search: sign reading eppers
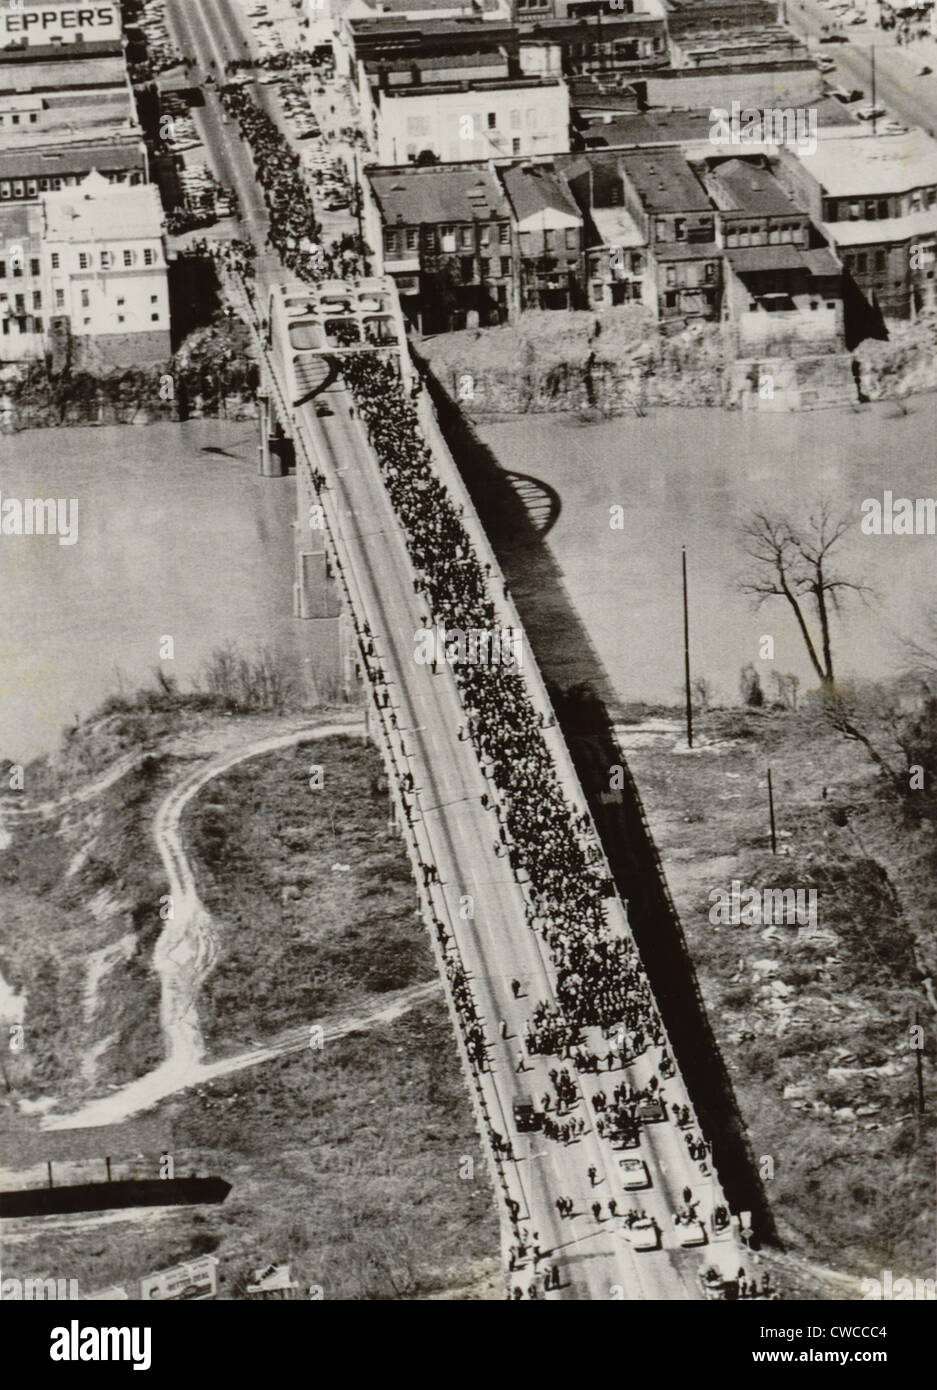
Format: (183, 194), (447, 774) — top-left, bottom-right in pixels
(1, 2), (119, 47)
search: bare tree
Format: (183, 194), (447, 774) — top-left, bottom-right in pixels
(739, 501), (871, 692)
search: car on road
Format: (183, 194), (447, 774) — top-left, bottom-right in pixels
(619, 1157), (651, 1190)
(857, 104), (886, 120)
(513, 1095), (542, 1132)
(919, 65), (932, 76)
(879, 119), (908, 134)
(677, 1218), (709, 1248)
(628, 1217), (661, 1251)
(820, 33), (850, 42)
(636, 1096), (666, 1124)
(817, 55), (836, 71)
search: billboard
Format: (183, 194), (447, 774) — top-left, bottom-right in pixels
(1, 3), (121, 48)
(140, 1256), (218, 1301)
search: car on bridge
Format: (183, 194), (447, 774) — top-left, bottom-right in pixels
(619, 1157), (651, 1190)
(513, 1095), (542, 1133)
(677, 1217), (709, 1248)
(627, 1217), (661, 1251)
(636, 1096), (666, 1124)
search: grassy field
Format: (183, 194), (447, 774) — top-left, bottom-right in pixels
(622, 704), (936, 1282)
(185, 736), (437, 1056)
(2, 1001), (500, 1299)
(0, 703), (501, 1299)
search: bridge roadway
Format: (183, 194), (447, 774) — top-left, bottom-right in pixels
(158, 0), (747, 1298)
(292, 379), (718, 1300)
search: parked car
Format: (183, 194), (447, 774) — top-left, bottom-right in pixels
(817, 55), (836, 71)
(820, 33), (851, 42)
(857, 104), (886, 120)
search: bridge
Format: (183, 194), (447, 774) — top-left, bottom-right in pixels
(160, 0), (756, 1299)
(237, 269), (751, 1301)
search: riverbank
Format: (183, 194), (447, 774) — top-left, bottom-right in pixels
(618, 704), (936, 1282)
(419, 310), (937, 417)
(0, 316), (258, 432)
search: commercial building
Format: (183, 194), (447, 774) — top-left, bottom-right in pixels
(0, 132), (146, 203)
(501, 158), (582, 306)
(0, 37), (134, 118)
(42, 169), (170, 364)
(360, 63), (570, 162)
(365, 161), (516, 328)
(780, 130), (937, 320)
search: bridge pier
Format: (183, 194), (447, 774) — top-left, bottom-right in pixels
(257, 378), (295, 478)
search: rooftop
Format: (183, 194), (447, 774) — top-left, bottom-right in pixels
(704, 157), (802, 217)
(619, 148), (712, 213)
(0, 50), (127, 95)
(726, 244), (839, 275)
(500, 161), (579, 222)
(0, 135), (144, 180)
(368, 162), (510, 223)
(795, 130), (937, 198)
(42, 171), (163, 241)
(589, 203), (644, 249)
(377, 74), (563, 96)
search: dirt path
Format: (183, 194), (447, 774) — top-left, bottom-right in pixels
(43, 721), (366, 1132)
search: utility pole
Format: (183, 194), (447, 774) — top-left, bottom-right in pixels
(682, 546), (693, 749)
(871, 43), (877, 137)
(767, 766), (777, 854)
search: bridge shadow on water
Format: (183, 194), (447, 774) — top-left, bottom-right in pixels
(417, 355), (779, 1247)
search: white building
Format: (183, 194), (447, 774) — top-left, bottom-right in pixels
(362, 71), (570, 163)
(42, 170), (170, 364)
(0, 201), (44, 361)
(0, 0), (121, 48)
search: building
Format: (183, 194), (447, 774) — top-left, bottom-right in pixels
(0, 200), (44, 359)
(365, 161), (517, 329)
(0, 0), (121, 48)
(0, 37), (137, 134)
(780, 130), (937, 320)
(618, 147), (720, 320)
(360, 63), (570, 162)
(337, 10), (668, 86)
(500, 158), (582, 306)
(703, 156), (842, 348)
(42, 169), (170, 364)
(0, 132), (147, 203)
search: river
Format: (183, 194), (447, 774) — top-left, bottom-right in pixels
(3, 397), (936, 762)
(476, 395), (937, 711)
(0, 420), (328, 763)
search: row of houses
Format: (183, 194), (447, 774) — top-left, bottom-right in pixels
(363, 145), (845, 346)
